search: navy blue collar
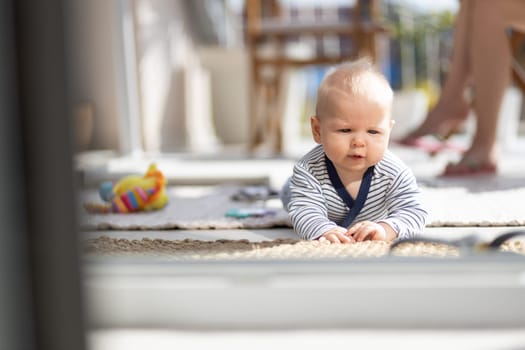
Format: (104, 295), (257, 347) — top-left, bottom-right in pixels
(325, 155), (374, 228)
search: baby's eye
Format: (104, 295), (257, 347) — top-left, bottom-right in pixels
(338, 128), (352, 133)
(367, 130), (380, 135)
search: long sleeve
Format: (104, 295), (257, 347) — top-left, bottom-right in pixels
(287, 164), (341, 240)
(377, 167), (428, 239)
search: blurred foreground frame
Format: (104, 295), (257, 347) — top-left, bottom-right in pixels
(0, 0), (86, 349)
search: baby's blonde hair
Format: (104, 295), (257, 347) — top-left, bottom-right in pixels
(315, 57), (393, 117)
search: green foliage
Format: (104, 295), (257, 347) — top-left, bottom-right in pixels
(391, 9), (456, 40)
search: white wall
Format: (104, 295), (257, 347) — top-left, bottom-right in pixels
(199, 46), (250, 145)
(135, 0), (222, 153)
(65, 0), (245, 154)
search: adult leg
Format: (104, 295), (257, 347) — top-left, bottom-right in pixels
(502, 0), (525, 33)
(401, 0), (471, 141)
(444, 0), (517, 174)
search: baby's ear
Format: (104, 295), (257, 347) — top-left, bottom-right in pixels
(310, 116), (322, 144)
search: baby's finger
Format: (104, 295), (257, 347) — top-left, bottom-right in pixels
(334, 226), (348, 235)
(346, 223), (361, 235)
(337, 233), (354, 244)
(326, 233), (341, 244)
(347, 221), (370, 235)
(353, 226), (375, 242)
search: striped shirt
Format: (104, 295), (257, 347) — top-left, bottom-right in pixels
(286, 145), (428, 240)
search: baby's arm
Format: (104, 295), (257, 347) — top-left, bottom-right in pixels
(379, 168), (428, 239)
(287, 167), (342, 240)
(343, 166), (427, 242)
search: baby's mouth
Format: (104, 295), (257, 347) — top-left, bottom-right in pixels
(349, 154), (365, 160)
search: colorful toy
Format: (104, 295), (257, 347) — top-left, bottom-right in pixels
(84, 163), (168, 214)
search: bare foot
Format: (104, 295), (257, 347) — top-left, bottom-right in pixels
(401, 100), (470, 142)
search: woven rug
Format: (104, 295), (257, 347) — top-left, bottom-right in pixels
(79, 179), (525, 231)
(84, 236), (525, 260)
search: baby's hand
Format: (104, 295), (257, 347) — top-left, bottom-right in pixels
(346, 221), (390, 242)
(319, 227), (355, 244)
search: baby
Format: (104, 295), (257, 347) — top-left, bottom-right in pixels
(281, 58), (428, 243)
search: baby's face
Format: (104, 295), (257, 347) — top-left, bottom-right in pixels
(311, 90), (393, 179)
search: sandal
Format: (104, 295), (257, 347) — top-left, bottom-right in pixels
(397, 116), (468, 156)
(398, 134), (466, 156)
(397, 135), (444, 155)
(440, 158), (497, 177)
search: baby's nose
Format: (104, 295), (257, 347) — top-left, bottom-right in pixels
(351, 135), (365, 147)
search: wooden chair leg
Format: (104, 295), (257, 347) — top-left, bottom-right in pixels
(249, 61), (266, 151)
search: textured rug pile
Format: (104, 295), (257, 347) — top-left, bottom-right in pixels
(84, 236), (525, 260)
